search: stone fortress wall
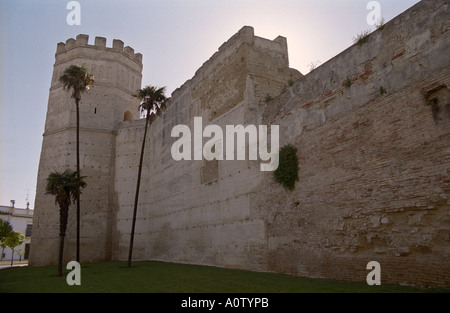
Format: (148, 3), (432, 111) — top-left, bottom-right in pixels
(112, 25), (300, 268)
(31, 0), (449, 288)
(256, 0), (450, 287)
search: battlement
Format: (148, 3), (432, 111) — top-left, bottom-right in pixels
(56, 34), (142, 64)
(217, 25), (287, 54)
(194, 26), (288, 81)
(171, 25), (289, 102)
(51, 34), (143, 96)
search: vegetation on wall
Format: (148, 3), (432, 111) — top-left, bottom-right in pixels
(274, 144), (299, 191)
(376, 18), (385, 30)
(265, 94), (273, 102)
(308, 60), (322, 73)
(344, 77), (352, 88)
(353, 30), (371, 45)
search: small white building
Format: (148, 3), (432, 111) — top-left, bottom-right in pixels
(0, 201), (33, 261)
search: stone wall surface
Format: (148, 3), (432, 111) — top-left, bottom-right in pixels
(112, 26), (294, 271)
(31, 0), (449, 288)
(256, 0), (450, 287)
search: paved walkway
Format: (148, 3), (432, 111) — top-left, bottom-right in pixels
(0, 263), (28, 270)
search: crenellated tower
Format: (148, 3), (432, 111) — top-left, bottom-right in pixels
(30, 35), (142, 265)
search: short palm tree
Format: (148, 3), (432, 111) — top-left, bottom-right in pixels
(128, 85), (167, 268)
(59, 65), (94, 262)
(46, 170), (86, 277)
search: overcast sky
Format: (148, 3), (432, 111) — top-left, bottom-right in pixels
(0, 0), (421, 208)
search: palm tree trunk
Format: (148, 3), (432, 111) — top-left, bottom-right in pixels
(58, 204), (69, 277)
(128, 113), (150, 268)
(58, 232), (65, 276)
(75, 98), (81, 263)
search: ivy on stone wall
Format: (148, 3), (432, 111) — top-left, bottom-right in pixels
(273, 144), (299, 191)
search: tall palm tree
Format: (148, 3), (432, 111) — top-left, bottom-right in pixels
(59, 65), (94, 263)
(45, 170), (86, 276)
(128, 85), (167, 268)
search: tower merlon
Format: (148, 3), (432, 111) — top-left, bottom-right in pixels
(254, 35), (287, 54)
(65, 38), (76, 49)
(54, 35), (142, 64)
(95, 36), (107, 48)
(124, 46), (135, 57)
(76, 34), (89, 45)
(112, 39), (124, 51)
(56, 42), (65, 54)
(134, 53), (143, 63)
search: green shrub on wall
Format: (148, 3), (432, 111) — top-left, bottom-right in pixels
(274, 144), (299, 191)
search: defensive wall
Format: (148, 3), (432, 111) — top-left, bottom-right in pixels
(112, 25), (300, 268)
(256, 0), (450, 287)
(31, 0), (449, 288)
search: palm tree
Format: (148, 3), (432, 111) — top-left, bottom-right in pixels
(46, 170), (86, 276)
(59, 65), (94, 263)
(128, 85), (167, 268)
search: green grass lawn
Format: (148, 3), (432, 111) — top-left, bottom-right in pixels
(0, 261), (448, 293)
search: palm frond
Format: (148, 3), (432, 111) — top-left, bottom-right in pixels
(136, 85), (167, 118)
(59, 65), (94, 100)
(46, 170), (87, 205)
